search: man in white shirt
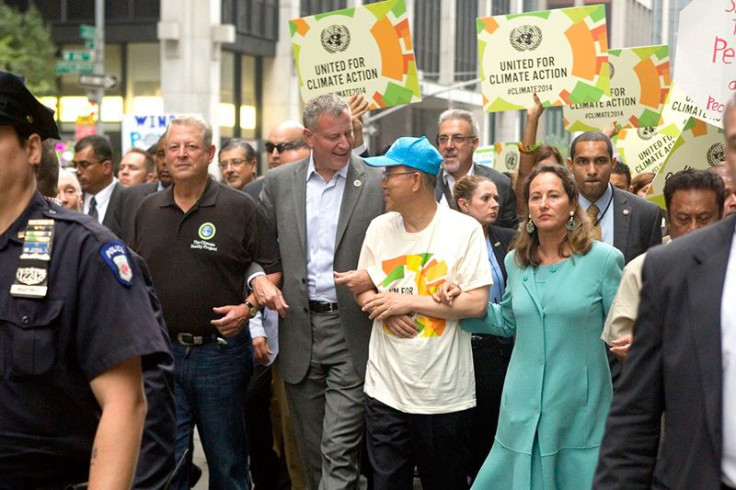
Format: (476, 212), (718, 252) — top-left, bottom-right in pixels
(72, 135), (123, 235)
(355, 136), (490, 490)
(595, 98), (736, 490)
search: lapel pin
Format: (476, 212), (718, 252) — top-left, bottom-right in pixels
(623, 209), (630, 216)
(354, 179), (362, 187)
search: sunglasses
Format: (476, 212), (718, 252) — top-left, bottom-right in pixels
(265, 141), (303, 153)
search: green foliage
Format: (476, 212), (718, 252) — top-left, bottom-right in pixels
(0, 4), (56, 94)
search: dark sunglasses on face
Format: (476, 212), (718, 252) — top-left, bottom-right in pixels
(265, 141), (303, 153)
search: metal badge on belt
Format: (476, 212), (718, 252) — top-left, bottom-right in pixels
(10, 219), (54, 298)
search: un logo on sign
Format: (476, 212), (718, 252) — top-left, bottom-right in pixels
(321, 25), (351, 53)
(509, 25), (542, 52)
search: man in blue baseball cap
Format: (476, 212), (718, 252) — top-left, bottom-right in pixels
(349, 136), (492, 489)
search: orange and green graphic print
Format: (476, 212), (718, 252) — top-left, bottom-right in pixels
(381, 253), (448, 337)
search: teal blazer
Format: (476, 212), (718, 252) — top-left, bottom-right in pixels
(462, 241), (624, 456)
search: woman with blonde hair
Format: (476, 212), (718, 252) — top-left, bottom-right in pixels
(456, 164), (623, 489)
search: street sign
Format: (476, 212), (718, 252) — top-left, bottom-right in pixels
(55, 60), (94, 75)
(84, 40), (96, 49)
(78, 73), (118, 90)
(61, 50), (94, 62)
(79, 24), (96, 40)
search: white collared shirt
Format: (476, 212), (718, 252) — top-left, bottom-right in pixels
(83, 179), (117, 224)
(722, 219), (736, 486)
(439, 165), (475, 207)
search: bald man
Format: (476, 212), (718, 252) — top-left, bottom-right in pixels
(243, 121), (311, 199)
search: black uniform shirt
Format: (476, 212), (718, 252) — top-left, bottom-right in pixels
(132, 178), (280, 336)
(0, 193), (171, 488)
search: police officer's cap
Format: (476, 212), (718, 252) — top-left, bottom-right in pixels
(0, 70), (60, 140)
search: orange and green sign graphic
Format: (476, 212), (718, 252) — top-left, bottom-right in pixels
(381, 253), (447, 337)
(478, 5), (610, 112)
(564, 45), (670, 132)
(290, 0), (421, 109)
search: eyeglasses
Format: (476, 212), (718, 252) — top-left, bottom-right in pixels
(218, 158), (251, 170)
(167, 143), (202, 154)
(381, 170), (417, 181)
(265, 141), (303, 153)
(70, 159), (103, 170)
(436, 134), (476, 145)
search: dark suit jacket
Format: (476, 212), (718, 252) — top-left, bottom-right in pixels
(83, 181), (124, 237)
(435, 163), (519, 230)
(611, 187), (663, 264)
(259, 155), (385, 383)
(488, 224), (517, 282)
(113, 182), (159, 245)
(595, 214), (736, 490)
(243, 177), (264, 200)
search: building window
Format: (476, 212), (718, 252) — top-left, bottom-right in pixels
(301, 0), (347, 17)
(414, 0), (441, 80)
(455, 0), (478, 81)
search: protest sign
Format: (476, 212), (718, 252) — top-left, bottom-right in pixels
(615, 124), (680, 176)
(478, 5), (610, 113)
(647, 117), (725, 208)
(659, 83), (723, 130)
(473, 145), (495, 168)
(563, 45), (669, 132)
(121, 114), (175, 154)
(492, 142), (521, 172)
(673, 0), (736, 125)
(290, 0), (420, 109)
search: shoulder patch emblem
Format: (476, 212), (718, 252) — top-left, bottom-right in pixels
(99, 241), (134, 287)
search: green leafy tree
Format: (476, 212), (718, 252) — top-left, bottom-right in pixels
(0, 4), (56, 94)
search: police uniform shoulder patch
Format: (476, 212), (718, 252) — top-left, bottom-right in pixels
(99, 241), (134, 287)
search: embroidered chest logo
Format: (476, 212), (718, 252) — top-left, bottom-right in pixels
(381, 253), (448, 337)
(192, 222), (218, 252)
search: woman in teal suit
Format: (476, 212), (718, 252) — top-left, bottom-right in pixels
(459, 164), (623, 490)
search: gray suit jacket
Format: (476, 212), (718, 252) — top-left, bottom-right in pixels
(259, 155), (385, 384)
(595, 214), (735, 489)
(435, 163), (519, 230)
(611, 187), (663, 264)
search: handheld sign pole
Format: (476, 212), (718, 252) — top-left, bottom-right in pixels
(94, 0), (105, 135)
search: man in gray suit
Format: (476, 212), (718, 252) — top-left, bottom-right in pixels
(566, 131), (662, 264)
(258, 94), (384, 489)
(434, 109), (518, 229)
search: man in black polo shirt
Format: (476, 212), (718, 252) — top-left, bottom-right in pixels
(132, 114), (281, 490)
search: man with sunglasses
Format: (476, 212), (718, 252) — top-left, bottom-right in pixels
(434, 110), (518, 230)
(72, 135), (124, 236)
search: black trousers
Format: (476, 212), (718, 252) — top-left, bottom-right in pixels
(365, 395), (472, 490)
(468, 335), (512, 481)
(244, 364), (280, 490)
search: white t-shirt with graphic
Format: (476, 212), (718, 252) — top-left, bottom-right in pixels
(358, 205), (492, 414)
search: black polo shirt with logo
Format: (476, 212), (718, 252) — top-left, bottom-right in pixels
(133, 178), (280, 336)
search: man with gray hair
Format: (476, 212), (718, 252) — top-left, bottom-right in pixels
(257, 94), (384, 489)
(132, 114), (282, 489)
(219, 138), (258, 191)
(434, 109), (518, 229)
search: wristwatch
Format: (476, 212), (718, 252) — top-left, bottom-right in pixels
(245, 300), (259, 318)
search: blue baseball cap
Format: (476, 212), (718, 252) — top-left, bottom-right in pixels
(364, 136), (442, 175)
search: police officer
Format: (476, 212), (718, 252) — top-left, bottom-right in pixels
(0, 71), (172, 488)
